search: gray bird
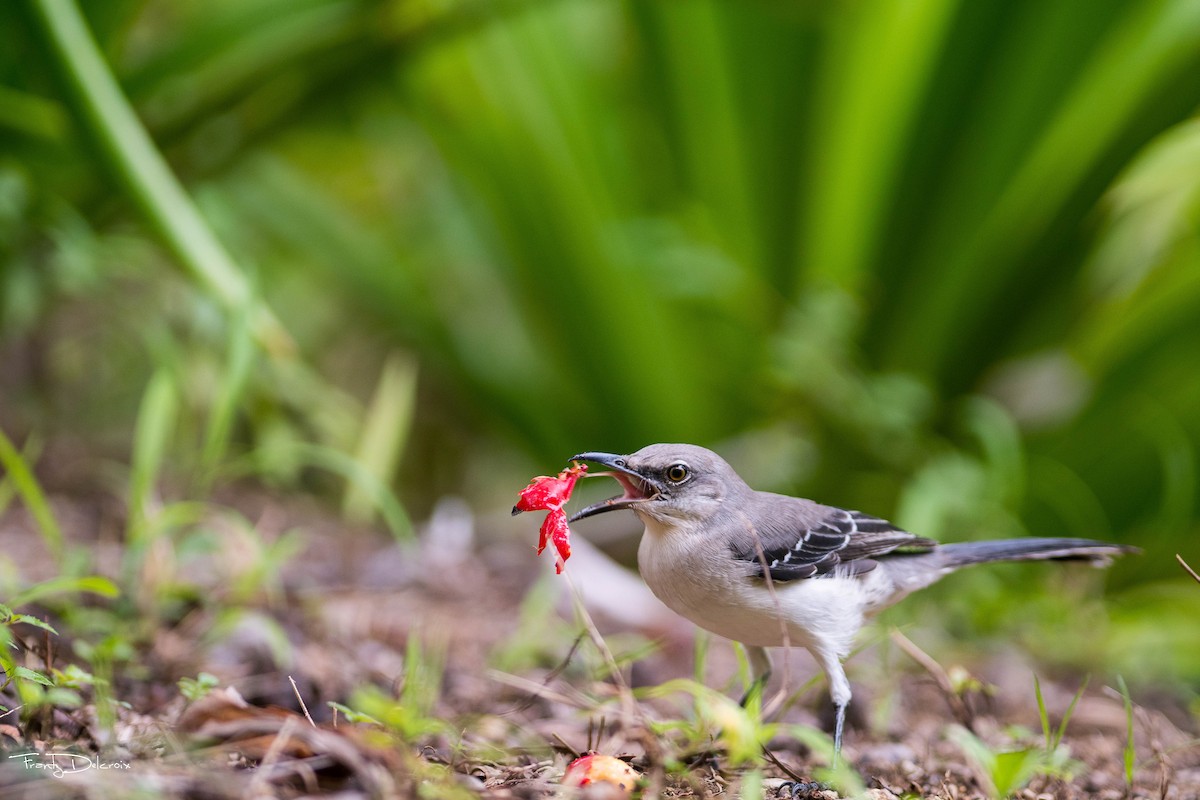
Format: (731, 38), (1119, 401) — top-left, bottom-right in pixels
(568, 443), (1136, 759)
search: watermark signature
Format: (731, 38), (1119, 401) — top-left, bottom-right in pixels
(8, 752), (132, 778)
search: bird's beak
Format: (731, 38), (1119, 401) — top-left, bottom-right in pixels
(568, 452), (660, 522)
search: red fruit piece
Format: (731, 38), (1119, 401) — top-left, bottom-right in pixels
(563, 753), (639, 793)
(514, 463), (586, 573)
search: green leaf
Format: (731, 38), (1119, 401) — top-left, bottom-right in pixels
(179, 672), (220, 702)
(326, 701), (380, 726)
(42, 687), (83, 708)
(8, 615), (58, 636)
(13, 666), (53, 687)
(947, 725), (999, 798)
(7, 575), (119, 608)
(991, 748), (1044, 797)
(739, 768), (764, 800)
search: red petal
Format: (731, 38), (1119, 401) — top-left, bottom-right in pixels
(517, 464), (586, 574)
(515, 476), (558, 512)
(543, 510), (572, 572)
(549, 514), (571, 560)
(515, 464), (587, 512)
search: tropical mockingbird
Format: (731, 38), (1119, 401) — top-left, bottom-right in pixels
(568, 443), (1136, 758)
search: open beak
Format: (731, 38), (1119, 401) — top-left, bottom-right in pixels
(568, 452), (660, 522)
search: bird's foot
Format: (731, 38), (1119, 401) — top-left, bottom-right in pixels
(775, 780), (832, 799)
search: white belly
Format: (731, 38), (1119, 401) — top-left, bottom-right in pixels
(636, 519), (894, 659)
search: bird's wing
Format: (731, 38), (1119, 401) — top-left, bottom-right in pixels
(730, 502), (937, 582)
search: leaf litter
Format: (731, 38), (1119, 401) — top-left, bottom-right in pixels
(0, 486), (1198, 799)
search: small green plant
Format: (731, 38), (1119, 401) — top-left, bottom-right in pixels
(648, 678), (771, 766)
(72, 633), (136, 736)
(948, 672), (1100, 798)
(1033, 673), (1088, 777)
(179, 672), (220, 702)
(0, 607), (82, 728)
(1, 577), (120, 718)
(948, 724), (1047, 800)
(489, 576), (577, 674)
(1116, 675), (1137, 791)
(338, 684), (455, 740)
(337, 635), (454, 741)
(639, 676), (864, 796)
(0, 605), (59, 700)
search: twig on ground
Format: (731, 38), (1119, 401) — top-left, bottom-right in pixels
(486, 669), (594, 708)
(1176, 554), (1200, 585)
(550, 732), (580, 758)
(762, 746), (806, 783)
(889, 628), (974, 728)
(562, 569), (648, 750)
(289, 675), (316, 727)
(497, 633), (586, 715)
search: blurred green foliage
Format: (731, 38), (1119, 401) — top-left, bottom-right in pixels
(2, 0), (1200, 682)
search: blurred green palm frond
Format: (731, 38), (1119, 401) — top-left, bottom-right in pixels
(2, 0), (1200, 591)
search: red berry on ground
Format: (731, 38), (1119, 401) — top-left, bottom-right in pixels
(563, 753), (639, 793)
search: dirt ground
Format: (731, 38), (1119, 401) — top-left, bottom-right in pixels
(1, 485), (1198, 799)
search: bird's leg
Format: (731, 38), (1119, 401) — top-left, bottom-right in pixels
(832, 701), (846, 767)
(810, 646), (852, 766)
(739, 645), (772, 708)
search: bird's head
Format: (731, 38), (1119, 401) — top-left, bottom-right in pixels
(568, 443), (749, 526)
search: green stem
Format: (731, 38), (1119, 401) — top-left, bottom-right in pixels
(26, 0), (294, 358)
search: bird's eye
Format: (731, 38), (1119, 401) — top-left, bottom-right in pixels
(666, 463), (690, 483)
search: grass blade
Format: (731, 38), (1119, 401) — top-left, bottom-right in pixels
(198, 305), (257, 490)
(0, 428), (63, 566)
(342, 352), (418, 526)
(1055, 675), (1089, 750)
(248, 441), (413, 542)
(1116, 675), (1137, 789)
(126, 369), (178, 555)
(1034, 674), (1050, 752)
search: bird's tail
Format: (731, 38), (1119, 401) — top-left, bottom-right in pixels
(935, 537), (1138, 569)
(878, 537), (1138, 602)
